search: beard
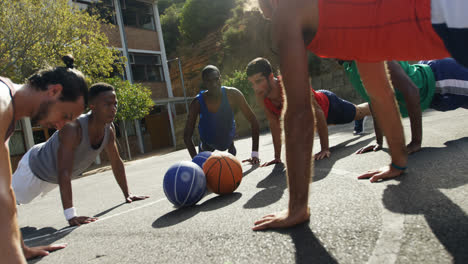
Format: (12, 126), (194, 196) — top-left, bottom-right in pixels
(31, 101), (53, 127)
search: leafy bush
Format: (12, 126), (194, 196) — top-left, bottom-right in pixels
(179, 0), (236, 43)
(222, 70), (252, 99)
(161, 4), (184, 55)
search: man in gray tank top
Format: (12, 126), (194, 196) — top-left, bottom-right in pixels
(0, 55), (87, 262)
(12, 83), (148, 227)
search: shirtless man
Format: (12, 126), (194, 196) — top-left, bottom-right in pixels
(184, 65), (260, 164)
(246, 57), (370, 164)
(13, 83), (149, 227)
(253, 0), (468, 230)
(1, 55), (87, 262)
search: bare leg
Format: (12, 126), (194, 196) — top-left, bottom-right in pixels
(354, 103), (371, 120)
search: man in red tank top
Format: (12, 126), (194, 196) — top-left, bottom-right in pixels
(246, 57), (371, 164)
(253, 0), (468, 231)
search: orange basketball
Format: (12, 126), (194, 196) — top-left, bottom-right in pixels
(202, 152), (243, 194)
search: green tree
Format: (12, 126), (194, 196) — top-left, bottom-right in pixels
(161, 4), (184, 55)
(0, 0), (122, 83)
(179, 0), (236, 43)
(105, 77), (154, 159)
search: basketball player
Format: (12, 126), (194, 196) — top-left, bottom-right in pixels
(254, 0), (468, 230)
(184, 65), (260, 164)
(12, 83), (149, 229)
(246, 57), (371, 164)
(1, 55), (86, 262)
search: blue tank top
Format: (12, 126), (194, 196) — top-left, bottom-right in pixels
(197, 87), (235, 150)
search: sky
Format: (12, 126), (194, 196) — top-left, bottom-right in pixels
(244, 0), (259, 11)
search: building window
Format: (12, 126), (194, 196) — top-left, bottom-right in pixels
(8, 121), (26, 156)
(73, 0), (116, 24)
(120, 0), (155, 31)
(130, 53), (164, 82)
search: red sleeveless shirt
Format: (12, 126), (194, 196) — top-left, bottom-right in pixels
(264, 77), (329, 119)
(307, 0), (450, 62)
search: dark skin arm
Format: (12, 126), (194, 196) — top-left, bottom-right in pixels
(105, 125), (149, 203)
(57, 123), (97, 226)
(355, 105), (383, 154)
(356, 61), (422, 154)
(227, 88), (260, 164)
(184, 99), (200, 159)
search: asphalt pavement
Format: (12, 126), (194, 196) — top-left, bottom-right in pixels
(19, 108), (468, 264)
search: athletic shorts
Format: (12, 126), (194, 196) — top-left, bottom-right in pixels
(199, 141), (237, 156)
(12, 150), (57, 204)
(318, 90), (356, 125)
(431, 0), (468, 67)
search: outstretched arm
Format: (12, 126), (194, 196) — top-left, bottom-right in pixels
(356, 105), (383, 154)
(261, 102), (283, 167)
(356, 61), (407, 182)
(312, 97), (330, 160)
(184, 99), (200, 159)
(387, 61), (422, 154)
(231, 88), (260, 164)
(105, 125), (149, 203)
(0, 141), (25, 263)
(57, 124), (97, 226)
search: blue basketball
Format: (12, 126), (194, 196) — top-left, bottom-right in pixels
(163, 161), (206, 207)
(192, 151), (212, 169)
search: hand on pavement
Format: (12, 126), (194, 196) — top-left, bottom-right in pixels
(406, 141), (422, 154)
(68, 216), (98, 226)
(314, 149), (331, 160)
(252, 207), (310, 231)
(242, 157), (260, 165)
(355, 144), (382, 154)
(260, 158), (282, 167)
(23, 244), (67, 260)
(357, 165), (405, 182)
(126, 195), (150, 203)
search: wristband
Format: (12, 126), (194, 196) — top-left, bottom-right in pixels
(64, 207), (77, 221)
(391, 162), (407, 171)
(251, 151), (259, 158)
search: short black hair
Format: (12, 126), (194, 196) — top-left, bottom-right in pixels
(246, 57), (273, 78)
(89, 82), (115, 102)
(201, 65), (220, 80)
(27, 55), (88, 106)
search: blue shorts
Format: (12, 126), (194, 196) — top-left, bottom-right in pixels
(430, 94), (468, 111)
(199, 141), (237, 156)
(318, 90), (356, 125)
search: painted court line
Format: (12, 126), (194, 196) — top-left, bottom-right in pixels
(24, 198), (167, 242)
(316, 168), (404, 264)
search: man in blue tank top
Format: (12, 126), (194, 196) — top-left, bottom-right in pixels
(12, 83), (148, 228)
(184, 65), (260, 164)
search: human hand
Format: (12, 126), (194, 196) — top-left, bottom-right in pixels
(260, 158), (282, 167)
(23, 243), (67, 260)
(355, 143), (382, 154)
(242, 157), (260, 165)
(252, 207), (310, 231)
(126, 195), (150, 203)
(68, 216), (98, 226)
(357, 165), (405, 182)
(314, 149), (331, 160)
(406, 141), (421, 154)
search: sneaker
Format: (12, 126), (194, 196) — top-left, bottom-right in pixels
(353, 118), (364, 135)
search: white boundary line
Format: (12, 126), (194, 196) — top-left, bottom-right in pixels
(24, 198), (167, 242)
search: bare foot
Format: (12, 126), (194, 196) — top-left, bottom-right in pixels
(252, 207), (310, 231)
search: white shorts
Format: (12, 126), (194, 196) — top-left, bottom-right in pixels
(12, 150), (57, 204)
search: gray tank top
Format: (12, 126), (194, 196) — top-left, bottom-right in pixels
(29, 113), (111, 183)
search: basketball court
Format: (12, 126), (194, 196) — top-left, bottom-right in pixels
(20, 109), (468, 264)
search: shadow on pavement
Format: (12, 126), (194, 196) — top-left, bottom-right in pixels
(243, 163), (286, 209)
(314, 136), (373, 182)
(277, 223), (338, 264)
(23, 226), (76, 264)
(382, 137), (468, 263)
(93, 202), (126, 217)
(152, 192), (242, 228)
